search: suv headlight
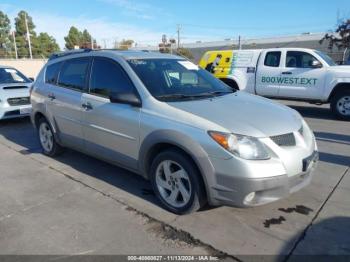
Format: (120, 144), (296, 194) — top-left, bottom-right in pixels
(208, 131), (270, 160)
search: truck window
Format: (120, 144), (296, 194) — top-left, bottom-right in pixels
(264, 52), (281, 67)
(286, 51), (319, 68)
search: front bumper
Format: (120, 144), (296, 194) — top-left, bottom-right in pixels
(0, 104), (32, 120)
(207, 151), (318, 207)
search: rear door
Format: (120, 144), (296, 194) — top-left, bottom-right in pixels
(255, 50), (283, 96)
(81, 57), (140, 168)
(277, 50), (326, 99)
(45, 57), (90, 149)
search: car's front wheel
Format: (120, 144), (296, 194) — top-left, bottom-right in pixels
(331, 90), (350, 120)
(37, 118), (63, 156)
(150, 149), (206, 214)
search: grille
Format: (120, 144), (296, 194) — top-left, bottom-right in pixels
(270, 133), (296, 147)
(7, 97), (30, 106)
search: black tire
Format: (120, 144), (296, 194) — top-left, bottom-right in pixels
(37, 117), (64, 157)
(149, 149), (207, 215)
(330, 90), (350, 120)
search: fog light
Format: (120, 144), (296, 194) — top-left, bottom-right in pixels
(244, 192), (256, 203)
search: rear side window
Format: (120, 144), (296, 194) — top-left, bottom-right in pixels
(57, 57), (90, 91)
(89, 57), (135, 98)
(45, 62), (62, 84)
(264, 52), (281, 67)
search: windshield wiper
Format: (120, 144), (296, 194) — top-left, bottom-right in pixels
(156, 94), (191, 100)
(195, 91), (235, 97)
(157, 91), (234, 101)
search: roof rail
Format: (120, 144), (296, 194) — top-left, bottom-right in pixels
(48, 49), (93, 61)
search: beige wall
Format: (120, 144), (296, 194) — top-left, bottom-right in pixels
(0, 59), (47, 78)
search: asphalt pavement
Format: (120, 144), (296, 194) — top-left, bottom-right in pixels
(0, 100), (349, 260)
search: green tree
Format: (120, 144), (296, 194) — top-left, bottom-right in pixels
(64, 26), (82, 49)
(34, 32), (60, 57)
(0, 10), (12, 56)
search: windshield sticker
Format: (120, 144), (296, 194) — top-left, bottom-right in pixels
(128, 60), (147, 66)
(178, 61), (199, 70)
(5, 68), (17, 73)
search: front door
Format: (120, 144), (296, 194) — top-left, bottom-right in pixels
(81, 57), (141, 169)
(277, 51), (326, 99)
(255, 51), (283, 97)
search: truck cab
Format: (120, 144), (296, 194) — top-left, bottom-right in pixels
(199, 48), (350, 120)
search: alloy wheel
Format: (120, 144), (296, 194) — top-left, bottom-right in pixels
(155, 160), (192, 208)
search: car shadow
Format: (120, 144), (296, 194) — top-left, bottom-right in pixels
(319, 152), (350, 166)
(286, 104), (335, 120)
(314, 131), (350, 146)
(0, 118), (161, 208)
(279, 216), (350, 259)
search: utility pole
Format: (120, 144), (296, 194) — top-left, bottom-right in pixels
(177, 24), (181, 49)
(91, 36), (94, 50)
(12, 31), (18, 59)
(102, 39), (107, 49)
(24, 13), (33, 59)
(238, 35), (242, 50)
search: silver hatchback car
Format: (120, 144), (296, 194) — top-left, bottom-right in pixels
(31, 50), (318, 214)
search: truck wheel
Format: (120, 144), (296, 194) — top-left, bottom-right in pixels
(37, 117), (64, 156)
(149, 149), (206, 214)
(330, 90), (350, 120)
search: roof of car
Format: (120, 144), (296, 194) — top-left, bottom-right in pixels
(48, 49), (184, 62)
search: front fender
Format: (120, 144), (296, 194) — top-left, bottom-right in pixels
(138, 129), (216, 201)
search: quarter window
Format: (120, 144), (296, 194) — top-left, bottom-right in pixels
(45, 62), (62, 84)
(264, 52), (281, 67)
(89, 57), (135, 98)
(286, 51), (320, 68)
(57, 57), (90, 91)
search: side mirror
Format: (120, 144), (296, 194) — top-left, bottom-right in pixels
(311, 60), (322, 68)
(109, 92), (142, 107)
(29, 77), (35, 82)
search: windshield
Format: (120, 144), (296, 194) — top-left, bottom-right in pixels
(127, 59), (234, 101)
(0, 68), (31, 84)
(315, 51), (337, 66)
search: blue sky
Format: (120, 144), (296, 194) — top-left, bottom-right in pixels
(0, 0), (349, 48)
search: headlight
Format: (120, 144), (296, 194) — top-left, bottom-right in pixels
(208, 131), (270, 160)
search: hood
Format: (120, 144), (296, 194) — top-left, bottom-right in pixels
(327, 65), (350, 75)
(168, 92), (302, 137)
(0, 83), (31, 98)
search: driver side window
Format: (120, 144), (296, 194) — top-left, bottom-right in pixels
(286, 51), (320, 68)
(89, 57), (135, 98)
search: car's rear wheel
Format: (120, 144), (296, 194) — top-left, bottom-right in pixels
(331, 90), (350, 120)
(37, 118), (63, 156)
(150, 149), (206, 214)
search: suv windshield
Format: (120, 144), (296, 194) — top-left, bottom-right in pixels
(315, 51), (337, 66)
(127, 59), (234, 101)
(0, 68), (31, 84)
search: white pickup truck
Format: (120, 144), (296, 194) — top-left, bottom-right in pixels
(199, 48), (350, 120)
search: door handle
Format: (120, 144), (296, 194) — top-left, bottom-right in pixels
(82, 102), (93, 111)
(282, 71), (292, 75)
(48, 93), (56, 100)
